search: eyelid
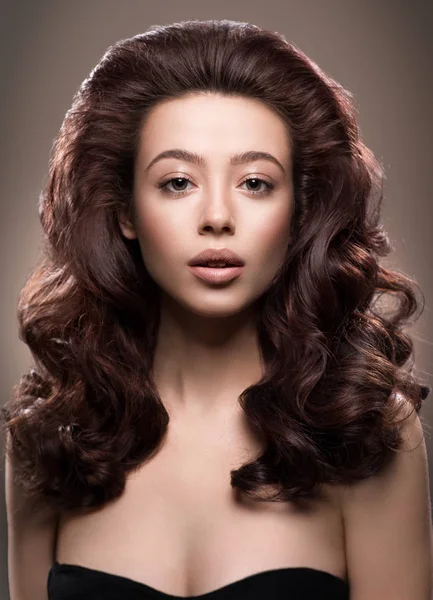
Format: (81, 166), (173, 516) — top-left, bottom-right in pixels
(158, 172), (275, 187)
(158, 174), (275, 198)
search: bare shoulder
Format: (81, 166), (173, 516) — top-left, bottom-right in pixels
(5, 431), (60, 600)
(337, 409), (433, 600)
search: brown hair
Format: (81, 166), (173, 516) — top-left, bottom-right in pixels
(2, 19), (430, 514)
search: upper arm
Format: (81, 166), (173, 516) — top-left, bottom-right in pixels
(340, 408), (433, 600)
(5, 431), (60, 600)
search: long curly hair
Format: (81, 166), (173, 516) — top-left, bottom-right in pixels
(2, 19), (430, 514)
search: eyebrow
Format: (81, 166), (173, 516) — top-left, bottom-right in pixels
(144, 148), (287, 174)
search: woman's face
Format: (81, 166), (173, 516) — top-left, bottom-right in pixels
(120, 92), (294, 318)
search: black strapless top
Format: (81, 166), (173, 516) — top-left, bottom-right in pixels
(48, 561), (350, 599)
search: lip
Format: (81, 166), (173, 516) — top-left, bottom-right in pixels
(188, 248), (245, 267)
(189, 265), (244, 284)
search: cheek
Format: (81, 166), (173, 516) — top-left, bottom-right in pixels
(134, 209), (185, 272)
(256, 210), (292, 265)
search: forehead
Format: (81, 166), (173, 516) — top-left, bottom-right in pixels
(137, 93), (292, 162)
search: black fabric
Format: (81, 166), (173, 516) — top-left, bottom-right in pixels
(48, 562), (350, 599)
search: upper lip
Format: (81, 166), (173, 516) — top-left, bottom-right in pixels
(188, 248), (245, 267)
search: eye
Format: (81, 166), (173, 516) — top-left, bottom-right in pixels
(240, 177), (275, 196)
(158, 176), (275, 197)
(158, 176), (193, 196)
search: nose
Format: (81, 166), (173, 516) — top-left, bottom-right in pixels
(198, 190), (235, 235)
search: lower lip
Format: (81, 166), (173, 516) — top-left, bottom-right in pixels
(189, 265), (244, 283)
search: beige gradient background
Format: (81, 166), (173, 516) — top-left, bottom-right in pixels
(1, 1), (432, 597)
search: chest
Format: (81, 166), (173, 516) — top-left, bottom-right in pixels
(55, 413), (347, 596)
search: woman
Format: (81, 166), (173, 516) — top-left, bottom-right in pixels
(3, 18), (432, 600)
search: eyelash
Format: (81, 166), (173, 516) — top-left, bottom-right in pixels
(158, 176), (275, 197)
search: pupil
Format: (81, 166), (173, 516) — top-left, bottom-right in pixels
(174, 178), (187, 191)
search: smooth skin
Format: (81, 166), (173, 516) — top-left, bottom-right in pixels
(119, 92), (294, 421)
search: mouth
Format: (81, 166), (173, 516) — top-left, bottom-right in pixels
(188, 264), (244, 284)
(190, 260), (244, 268)
(188, 248), (245, 268)
(197, 262), (233, 268)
